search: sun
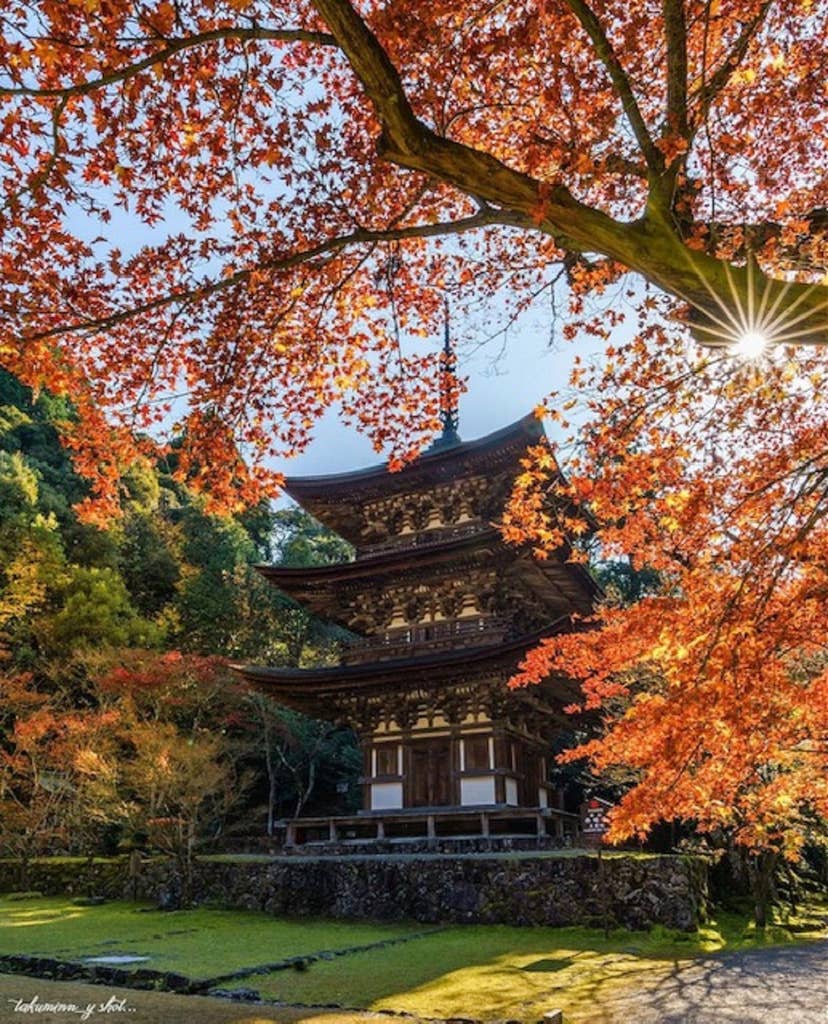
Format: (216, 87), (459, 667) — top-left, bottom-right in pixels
(731, 330), (770, 359)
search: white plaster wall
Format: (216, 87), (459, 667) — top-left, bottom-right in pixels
(505, 777), (519, 806)
(370, 783), (403, 810)
(461, 777), (496, 805)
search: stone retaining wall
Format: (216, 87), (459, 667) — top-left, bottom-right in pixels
(0, 852), (708, 931)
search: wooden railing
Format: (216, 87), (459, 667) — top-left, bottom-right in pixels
(283, 805), (581, 848)
(358, 520), (486, 557)
(343, 616), (511, 662)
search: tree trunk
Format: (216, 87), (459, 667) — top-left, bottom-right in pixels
(18, 851), (30, 891)
(748, 851), (779, 929)
(267, 773), (278, 838)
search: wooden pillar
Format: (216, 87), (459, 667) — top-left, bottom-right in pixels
(376, 820), (386, 839)
(286, 822), (297, 847)
(329, 820), (338, 842)
(402, 733), (413, 808)
(450, 729), (462, 806)
(362, 742), (373, 811)
(536, 813), (547, 838)
(480, 813), (490, 838)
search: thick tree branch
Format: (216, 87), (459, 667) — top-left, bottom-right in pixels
(563, 0), (663, 177)
(306, 0), (426, 159)
(690, 1), (774, 133)
(22, 210), (505, 343)
(311, 0), (630, 255)
(0, 26), (337, 98)
(663, 0), (688, 137)
(310, 0), (828, 346)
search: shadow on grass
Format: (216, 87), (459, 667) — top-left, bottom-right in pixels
(2, 895), (826, 1023)
(224, 904), (828, 1023)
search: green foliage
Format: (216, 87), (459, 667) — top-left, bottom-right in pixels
(0, 369), (362, 855)
(118, 512), (180, 617)
(594, 558), (662, 606)
(272, 507), (354, 567)
(0, 450), (38, 512)
(0, 370), (86, 521)
(45, 566), (162, 655)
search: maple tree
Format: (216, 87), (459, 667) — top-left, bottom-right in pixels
(0, 0), (825, 518)
(0, 671), (122, 884)
(1, 0), (827, 916)
(506, 322), (828, 923)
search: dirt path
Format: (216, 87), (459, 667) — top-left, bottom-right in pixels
(581, 940), (828, 1024)
(0, 975), (422, 1024)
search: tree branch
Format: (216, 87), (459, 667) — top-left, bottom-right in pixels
(2, 94), (67, 210)
(0, 26), (337, 99)
(690, 1), (775, 132)
(311, 0), (628, 256)
(22, 210), (505, 343)
(309, 0), (828, 346)
(662, 0), (688, 137)
(308, 0), (426, 159)
(562, 0), (663, 176)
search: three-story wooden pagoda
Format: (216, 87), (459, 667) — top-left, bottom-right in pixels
(238, 393), (598, 849)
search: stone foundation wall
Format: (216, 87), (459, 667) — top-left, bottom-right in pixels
(0, 852), (708, 932)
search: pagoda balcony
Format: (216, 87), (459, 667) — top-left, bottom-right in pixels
(358, 520), (485, 557)
(281, 805), (582, 852)
(342, 615), (512, 663)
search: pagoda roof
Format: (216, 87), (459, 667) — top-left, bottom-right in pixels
(282, 413), (549, 542)
(258, 529), (598, 630)
(258, 528), (499, 589)
(233, 623), (576, 715)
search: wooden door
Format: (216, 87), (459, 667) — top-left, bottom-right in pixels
(409, 740), (452, 807)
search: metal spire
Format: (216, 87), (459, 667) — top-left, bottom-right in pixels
(427, 299), (461, 452)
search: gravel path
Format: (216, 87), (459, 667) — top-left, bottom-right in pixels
(588, 940), (828, 1024)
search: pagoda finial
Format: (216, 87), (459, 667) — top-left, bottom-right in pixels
(427, 299), (461, 452)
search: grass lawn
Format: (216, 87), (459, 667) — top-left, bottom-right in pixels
(1, 895), (825, 1023)
(0, 897), (422, 981)
(224, 904), (828, 1023)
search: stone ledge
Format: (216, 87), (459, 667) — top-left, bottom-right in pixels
(0, 852), (708, 931)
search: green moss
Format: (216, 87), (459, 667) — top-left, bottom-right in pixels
(2, 894), (824, 1024)
(225, 901), (828, 1022)
(0, 896), (422, 981)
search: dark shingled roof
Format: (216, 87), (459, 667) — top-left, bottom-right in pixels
(280, 413), (549, 543)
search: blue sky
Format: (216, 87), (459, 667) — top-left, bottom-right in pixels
(274, 321), (610, 480)
(64, 191), (625, 487)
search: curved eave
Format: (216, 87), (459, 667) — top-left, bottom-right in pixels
(233, 620), (578, 696)
(283, 413), (547, 503)
(256, 527), (501, 591)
